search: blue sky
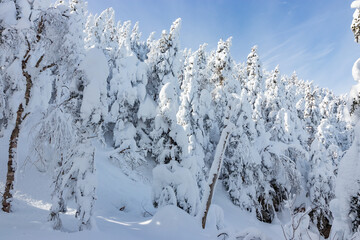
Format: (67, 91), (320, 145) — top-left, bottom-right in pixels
(85, 0), (359, 95)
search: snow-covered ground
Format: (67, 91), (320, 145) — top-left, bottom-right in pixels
(0, 136), (289, 240)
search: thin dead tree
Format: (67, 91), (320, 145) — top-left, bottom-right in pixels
(199, 122), (234, 229)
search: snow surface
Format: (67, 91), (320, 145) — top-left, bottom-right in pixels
(0, 2), (17, 26)
(0, 136), (287, 239)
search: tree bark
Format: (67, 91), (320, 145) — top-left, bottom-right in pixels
(2, 104), (24, 212)
(2, 41), (32, 212)
(2, 17), (52, 213)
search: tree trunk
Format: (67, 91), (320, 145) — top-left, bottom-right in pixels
(1, 17), (51, 213)
(200, 123), (234, 229)
(1, 42), (32, 212)
(2, 104), (24, 212)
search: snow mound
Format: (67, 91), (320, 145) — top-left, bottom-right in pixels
(149, 205), (216, 240)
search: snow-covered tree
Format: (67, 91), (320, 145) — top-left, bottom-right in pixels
(222, 91), (264, 217)
(308, 137), (335, 238)
(331, 2), (360, 238)
(0, 2), (355, 235)
(1, 0), (59, 212)
(177, 45), (209, 203)
(263, 66), (283, 132)
(130, 21), (149, 61)
(150, 19), (200, 216)
(210, 37), (237, 130)
(200, 121), (235, 229)
(352, 0), (360, 43)
(24, 0), (101, 231)
(147, 18), (185, 164)
(246, 46), (263, 106)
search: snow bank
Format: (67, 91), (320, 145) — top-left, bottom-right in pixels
(148, 205), (216, 240)
(152, 163), (200, 216)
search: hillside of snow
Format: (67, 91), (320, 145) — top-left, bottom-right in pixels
(1, 0), (360, 239)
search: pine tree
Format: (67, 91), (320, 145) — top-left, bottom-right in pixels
(308, 136), (335, 238)
(150, 19), (200, 215)
(209, 37), (236, 141)
(246, 46), (263, 106)
(177, 45), (208, 203)
(130, 22), (149, 61)
(331, 2), (360, 238)
(352, 0), (360, 43)
(222, 90), (263, 216)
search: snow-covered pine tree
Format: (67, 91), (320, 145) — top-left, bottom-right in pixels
(331, 1), (360, 238)
(304, 84), (321, 148)
(85, 9), (149, 175)
(352, 0), (360, 43)
(222, 90), (265, 217)
(130, 21), (149, 62)
(109, 23), (147, 173)
(150, 19), (200, 216)
(263, 65), (283, 132)
(308, 134), (335, 238)
(177, 45), (209, 205)
(209, 37), (236, 144)
(333, 96), (353, 153)
(246, 45), (264, 107)
(147, 18), (184, 164)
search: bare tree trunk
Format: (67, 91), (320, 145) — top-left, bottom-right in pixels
(2, 18), (50, 213)
(200, 124), (234, 229)
(1, 41), (32, 212)
(2, 103), (24, 212)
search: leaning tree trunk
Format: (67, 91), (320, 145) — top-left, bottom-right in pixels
(2, 103), (24, 212)
(1, 39), (32, 212)
(200, 123), (234, 229)
(2, 17), (53, 212)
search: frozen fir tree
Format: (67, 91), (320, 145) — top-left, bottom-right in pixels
(308, 136), (335, 238)
(352, 0), (360, 43)
(263, 65), (283, 132)
(150, 19), (200, 216)
(331, 2), (360, 238)
(147, 18), (185, 164)
(246, 46), (264, 106)
(222, 90), (264, 218)
(177, 45), (209, 204)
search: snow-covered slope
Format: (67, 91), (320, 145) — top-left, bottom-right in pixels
(0, 140), (287, 240)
